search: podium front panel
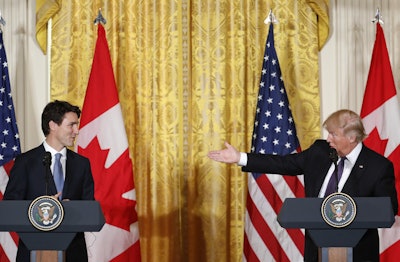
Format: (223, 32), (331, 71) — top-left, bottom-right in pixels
(19, 233), (76, 250)
(308, 229), (366, 247)
(0, 200), (105, 251)
(0, 200), (105, 232)
(278, 197), (394, 229)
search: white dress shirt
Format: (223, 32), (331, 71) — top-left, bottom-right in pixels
(43, 140), (67, 180)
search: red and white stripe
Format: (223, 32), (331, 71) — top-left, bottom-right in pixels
(0, 163), (18, 262)
(244, 166), (305, 261)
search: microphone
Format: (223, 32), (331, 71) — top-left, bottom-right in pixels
(329, 147), (338, 163)
(328, 148), (339, 193)
(43, 152), (52, 166)
(43, 152), (52, 195)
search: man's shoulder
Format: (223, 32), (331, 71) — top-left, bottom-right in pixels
(18, 145), (45, 157)
(310, 139), (330, 150)
(66, 149), (90, 162)
(361, 143), (392, 163)
(300, 139), (331, 158)
(12, 145), (45, 166)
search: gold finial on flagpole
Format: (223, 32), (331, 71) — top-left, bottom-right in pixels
(264, 9), (278, 25)
(94, 8), (107, 25)
(371, 8), (384, 24)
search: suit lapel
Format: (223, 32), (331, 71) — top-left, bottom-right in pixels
(63, 149), (75, 197)
(342, 146), (367, 195)
(311, 140), (335, 197)
(314, 161), (333, 197)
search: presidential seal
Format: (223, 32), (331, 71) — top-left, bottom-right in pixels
(321, 192), (357, 228)
(28, 196), (64, 231)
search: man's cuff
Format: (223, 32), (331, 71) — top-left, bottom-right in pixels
(238, 152), (248, 166)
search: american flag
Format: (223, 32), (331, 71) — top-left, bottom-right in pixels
(243, 23), (305, 262)
(0, 29), (21, 261)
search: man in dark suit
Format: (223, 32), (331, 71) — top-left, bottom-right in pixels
(208, 109), (398, 262)
(4, 100), (94, 262)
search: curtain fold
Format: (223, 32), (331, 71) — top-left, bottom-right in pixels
(37, 0), (328, 260)
(307, 0), (330, 50)
(35, 0), (62, 54)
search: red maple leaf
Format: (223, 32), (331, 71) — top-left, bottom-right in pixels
(363, 127), (389, 155)
(78, 136), (136, 231)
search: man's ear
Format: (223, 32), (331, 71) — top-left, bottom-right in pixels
(348, 133), (357, 143)
(49, 120), (57, 131)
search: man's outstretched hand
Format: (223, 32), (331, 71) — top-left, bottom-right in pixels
(207, 142), (240, 164)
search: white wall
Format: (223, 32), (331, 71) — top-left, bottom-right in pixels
(0, 0), (48, 151)
(320, 0), (400, 125)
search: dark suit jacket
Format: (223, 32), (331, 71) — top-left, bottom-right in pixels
(3, 144), (94, 262)
(242, 139), (398, 262)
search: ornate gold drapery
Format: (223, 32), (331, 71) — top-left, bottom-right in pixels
(36, 0), (61, 54)
(36, 0), (329, 261)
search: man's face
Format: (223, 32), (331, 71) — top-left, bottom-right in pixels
(52, 112), (79, 148)
(326, 127), (353, 157)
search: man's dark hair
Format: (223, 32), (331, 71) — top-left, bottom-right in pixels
(41, 100), (81, 136)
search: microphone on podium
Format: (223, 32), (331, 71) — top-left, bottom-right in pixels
(329, 147), (338, 164)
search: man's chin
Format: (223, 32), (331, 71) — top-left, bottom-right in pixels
(66, 141), (75, 148)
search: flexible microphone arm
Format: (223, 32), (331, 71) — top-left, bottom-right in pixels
(328, 148), (339, 193)
(42, 152), (52, 196)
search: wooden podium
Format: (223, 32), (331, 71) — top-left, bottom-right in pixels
(0, 200), (105, 261)
(277, 197), (395, 262)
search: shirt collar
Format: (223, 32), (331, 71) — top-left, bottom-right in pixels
(43, 140), (67, 157)
(344, 142), (362, 165)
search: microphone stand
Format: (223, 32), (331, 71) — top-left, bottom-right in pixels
(42, 152), (52, 196)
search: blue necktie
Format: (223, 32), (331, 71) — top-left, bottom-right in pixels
(324, 157), (346, 197)
(53, 153), (64, 199)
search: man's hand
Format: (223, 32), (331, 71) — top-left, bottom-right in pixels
(207, 142), (240, 164)
(52, 192), (69, 201)
(52, 192), (62, 199)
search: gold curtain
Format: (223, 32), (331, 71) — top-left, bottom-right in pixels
(36, 0), (329, 261)
(36, 0), (61, 54)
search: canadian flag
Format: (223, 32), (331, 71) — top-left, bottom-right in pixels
(76, 24), (141, 261)
(360, 23), (400, 261)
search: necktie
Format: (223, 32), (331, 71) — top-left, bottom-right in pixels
(53, 153), (64, 199)
(324, 157), (346, 197)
